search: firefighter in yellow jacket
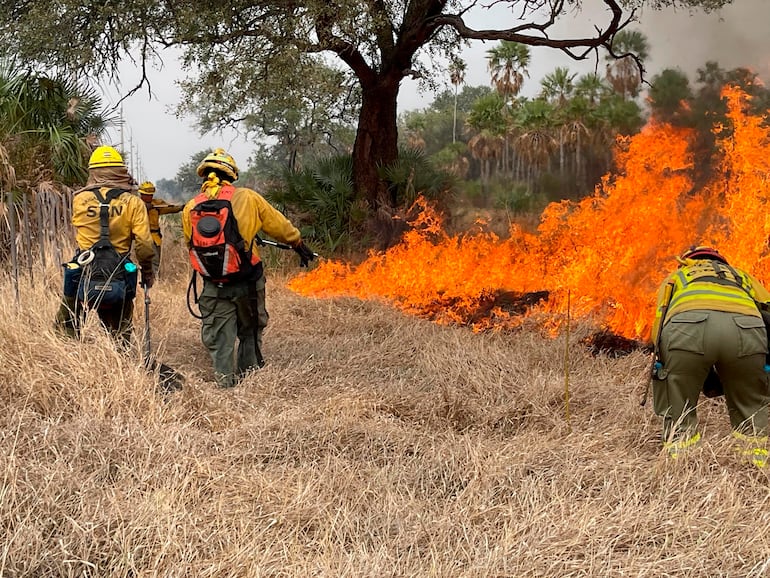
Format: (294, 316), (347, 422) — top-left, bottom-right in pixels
(651, 246), (770, 466)
(55, 145), (155, 344)
(138, 181), (183, 277)
(182, 148), (316, 388)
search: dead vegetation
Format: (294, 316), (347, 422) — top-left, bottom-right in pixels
(3, 240), (770, 577)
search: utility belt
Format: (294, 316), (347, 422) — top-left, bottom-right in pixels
(63, 248), (139, 307)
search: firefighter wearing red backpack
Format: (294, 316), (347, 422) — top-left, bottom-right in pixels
(55, 145), (155, 346)
(182, 148), (316, 388)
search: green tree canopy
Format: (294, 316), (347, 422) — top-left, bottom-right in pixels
(648, 68), (693, 123)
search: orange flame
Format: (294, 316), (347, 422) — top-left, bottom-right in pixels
(290, 86), (770, 342)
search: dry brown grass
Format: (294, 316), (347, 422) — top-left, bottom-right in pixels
(3, 240), (770, 577)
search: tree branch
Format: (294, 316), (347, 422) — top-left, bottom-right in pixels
(432, 0), (635, 61)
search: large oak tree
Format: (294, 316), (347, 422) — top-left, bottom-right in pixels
(0, 0), (732, 244)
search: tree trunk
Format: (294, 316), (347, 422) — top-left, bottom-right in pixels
(452, 87), (458, 144)
(352, 79), (400, 248)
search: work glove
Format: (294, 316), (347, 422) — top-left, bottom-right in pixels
(293, 240), (317, 268)
(141, 267), (155, 289)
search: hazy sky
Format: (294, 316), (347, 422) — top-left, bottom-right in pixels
(105, 0), (770, 184)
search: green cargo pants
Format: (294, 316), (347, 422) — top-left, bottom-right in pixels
(199, 273), (268, 388)
(151, 242), (161, 278)
(653, 309), (770, 441)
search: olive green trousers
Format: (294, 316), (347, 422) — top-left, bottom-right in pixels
(198, 273), (268, 388)
(653, 309), (770, 441)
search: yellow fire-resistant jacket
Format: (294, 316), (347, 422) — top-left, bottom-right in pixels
(651, 258), (770, 343)
(182, 185), (301, 257)
(72, 186), (155, 270)
(143, 197), (184, 245)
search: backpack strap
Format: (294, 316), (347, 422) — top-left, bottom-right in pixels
(90, 187), (127, 245)
(714, 261), (751, 295)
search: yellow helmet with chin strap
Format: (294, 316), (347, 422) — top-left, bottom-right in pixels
(89, 145), (125, 169)
(138, 181), (156, 195)
(196, 148), (239, 181)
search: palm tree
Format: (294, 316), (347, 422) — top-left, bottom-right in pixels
(449, 57), (466, 144)
(486, 41), (531, 102)
(574, 73), (610, 106)
(511, 98), (556, 192)
(486, 41), (530, 176)
(466, 92), (506, 190)
(540, 67), (576, 106)
(0, 66), (115, 185)
(467, 130), (504, 189)
(540, 67), (577, 177)
(605, 30), (649, 100)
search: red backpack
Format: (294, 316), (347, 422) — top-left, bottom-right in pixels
(188, 185), (260, 283)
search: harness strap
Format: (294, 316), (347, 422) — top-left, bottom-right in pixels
(716, 262), (748, 291)
(90, 188), (126, 243)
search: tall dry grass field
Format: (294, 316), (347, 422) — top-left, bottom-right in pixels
(3, 236), (770, 577)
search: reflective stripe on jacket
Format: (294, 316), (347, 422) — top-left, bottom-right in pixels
(650, 258), (770, 341)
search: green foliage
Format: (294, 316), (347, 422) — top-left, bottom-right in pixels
(0, 64), (115, 186)
(431, 142), (469, 176)
(269, 154), (364, 252)
(648, 68), (693, 122)
(0, 0), (664, 247)
(491, 180), (544, 213)
(400, 108), (455, 156)
(378, 147), (455, 208)
(486, 41), (531, 99)
(467, 92), (506, 133)
(431, 85), (493, 114)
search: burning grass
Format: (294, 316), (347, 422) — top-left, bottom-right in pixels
(3, 257), (770, 576)
(291, 86), (770, 343)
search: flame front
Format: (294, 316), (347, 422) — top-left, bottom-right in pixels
(290, 87), (770, 342)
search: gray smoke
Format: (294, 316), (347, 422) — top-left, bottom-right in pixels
(639, 0), (770, 82)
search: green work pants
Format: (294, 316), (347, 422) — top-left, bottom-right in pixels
(152, 242), (161, 277)
(653, 309), (770, 440)
(55, 294), (134, 348)
(198, 273), (268, 388)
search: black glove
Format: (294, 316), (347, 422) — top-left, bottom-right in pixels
(293, 240), (317, 268)
(141, 267), (155, 289)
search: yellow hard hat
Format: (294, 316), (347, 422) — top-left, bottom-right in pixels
(196, 148), (239, 181)
(88, 145), (125, 169)
(139, 181), (156, 195)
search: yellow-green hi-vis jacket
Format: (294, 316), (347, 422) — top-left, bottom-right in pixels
(651, 257), (770, 343)
(72, 186), (155, 269)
